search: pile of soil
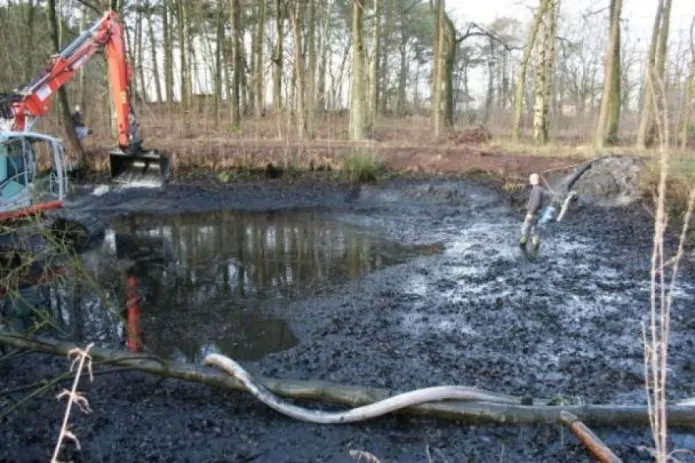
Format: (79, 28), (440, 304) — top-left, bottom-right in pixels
(554, 155), (644, 207)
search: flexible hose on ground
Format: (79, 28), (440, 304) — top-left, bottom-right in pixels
(557, 191), (578, 222)
(203, 353), (523, 424)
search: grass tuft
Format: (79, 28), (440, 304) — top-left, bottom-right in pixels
(340, 152), (385, 183)
(638, 156), (695, 219)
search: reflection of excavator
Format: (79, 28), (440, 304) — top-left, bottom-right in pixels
(0, 10), (170, 189)
(113, 231), (172, 353)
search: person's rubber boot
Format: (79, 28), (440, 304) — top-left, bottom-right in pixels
(530, 235), (540, 252)
(519, 235), (527, 249)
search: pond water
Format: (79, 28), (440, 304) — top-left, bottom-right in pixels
(19, 209), (441, 363)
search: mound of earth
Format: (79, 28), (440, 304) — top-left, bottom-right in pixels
(554, 154), (643, 207)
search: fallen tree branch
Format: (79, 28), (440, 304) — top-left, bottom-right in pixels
(3, 333), (695, 428)
(0, 366), (136, 397)
(560, 411), (623, 463)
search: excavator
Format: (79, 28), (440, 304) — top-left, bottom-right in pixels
(0, 10), (170, 250)
(0, 10), (174, 299)
(1, 9), (171, 186)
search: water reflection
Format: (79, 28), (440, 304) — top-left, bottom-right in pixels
(92, 210), (438, 362)
(2, 210), (441, 363)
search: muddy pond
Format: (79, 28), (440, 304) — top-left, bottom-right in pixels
(21, 208), (442, 363)
(3, 175), (695, 462)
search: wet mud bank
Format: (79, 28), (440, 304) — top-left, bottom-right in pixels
(3, 172), (695, 462)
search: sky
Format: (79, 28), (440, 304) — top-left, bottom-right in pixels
(445, 0), (694, 102)
(448, 0), (694, 40)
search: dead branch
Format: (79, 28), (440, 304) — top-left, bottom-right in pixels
(4, 333), (695, 428)
(560, 411), (623, 463)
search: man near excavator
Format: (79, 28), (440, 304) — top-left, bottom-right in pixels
(70, 105), (93, 141)
(519, 173), (549, 252)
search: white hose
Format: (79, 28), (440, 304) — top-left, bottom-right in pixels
(557, 191), (578, 222)
(203, 353), (524, 424)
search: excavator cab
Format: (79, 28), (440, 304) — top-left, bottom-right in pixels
(0, 131), (68, 216)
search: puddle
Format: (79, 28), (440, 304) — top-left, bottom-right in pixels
(32, 210), (441, 363)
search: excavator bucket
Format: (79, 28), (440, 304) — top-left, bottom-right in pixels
(109, 148), (171, 186)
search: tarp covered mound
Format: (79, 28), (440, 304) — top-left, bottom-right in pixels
(554, 154), (643, 207)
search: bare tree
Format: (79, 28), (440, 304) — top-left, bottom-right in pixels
(288, 0), (308, 139)
(349, 0), (366, 141)
(255, 0), (267, 118)
(47, 0), (86, 166)
(532, 0), (556, 145)
(431, 0), (445, 138)
(678, 16), (695, 149)
(595, 0), (623, 148)
(273, 0), (285, 113)
(230, 0), (242, 126)
(636, 0), (671, 148)
(512, 0), (549, 141)
(366, 0), (381, 135)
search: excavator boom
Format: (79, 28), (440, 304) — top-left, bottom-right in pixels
(0, 10), (170, 185)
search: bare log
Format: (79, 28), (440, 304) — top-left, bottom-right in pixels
(560, 411), (623, 463)
(4, 333), (695, 428)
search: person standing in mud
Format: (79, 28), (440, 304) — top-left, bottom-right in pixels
(71, 105), (92, 141)
(519, 173), (548, 252)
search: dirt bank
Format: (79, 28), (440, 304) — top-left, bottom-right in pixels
(2, 171), (695, 462)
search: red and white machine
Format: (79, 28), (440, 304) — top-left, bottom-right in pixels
(0, 10), (170, 223)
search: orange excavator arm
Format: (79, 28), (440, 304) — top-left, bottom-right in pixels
(1, 10), (133, 149)
(0, 9), (170, 184)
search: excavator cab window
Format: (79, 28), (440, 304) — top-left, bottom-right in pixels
(0, 139), (29, 201)
(6, 141), (26, 182)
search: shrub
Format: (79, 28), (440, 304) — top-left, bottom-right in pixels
(340, 152), (384, 183)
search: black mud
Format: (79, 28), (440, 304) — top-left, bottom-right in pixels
(3, 172), (695, 462)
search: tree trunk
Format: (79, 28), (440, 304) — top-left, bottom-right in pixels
(532, 0), (555, 145)
(349, 0), (366, 141)
(288, 0), (307, 140)
(214, 2), (225, 126)
(148, 2), (163, 104)
(442, 13), (456, 130)
(78, 4), (87, 112)
(396, 34), (408, 116)
(230, 0), (242, 126)
(678, 17), (695, 149)
(532, 2), (549, 144)
(595, 0), (623, 148)
(431, 0), (445, 139)
(367, 0), (380, 135)
(135, 7), (147, 102)
(306, 0), (316, 137)
(380, 0), (395, 115)
(512, 0), (548, 142)
(484, 37), (495, 123)
(177, 0), (190, 110)
(500, 50), (509, 110)
(636, 0), (666, 148)
(46, 0), (86, 167)
(316, 0), (329, 112)
(652, 0), (673, 146)
(273, 0), (284, 113)
(21, 0), (37, 83)
(163, 1), (174, 104)
(255, 0), (267, 117)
